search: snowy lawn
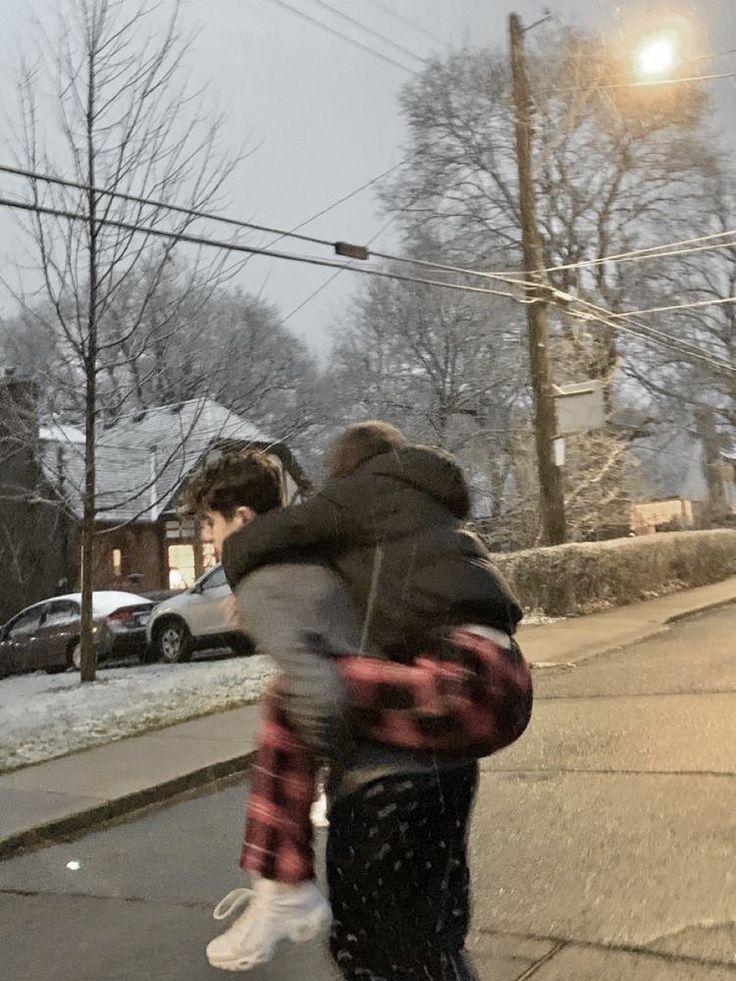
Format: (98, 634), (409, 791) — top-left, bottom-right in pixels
(0, 612), (559, 774)
(0, 653), (278, 773)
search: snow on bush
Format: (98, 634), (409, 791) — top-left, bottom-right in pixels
(491, 529), (736, 618)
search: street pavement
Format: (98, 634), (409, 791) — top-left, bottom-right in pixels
(1, 605), (734, 980)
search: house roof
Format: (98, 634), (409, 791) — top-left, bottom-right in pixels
(40, 398), (281, 524)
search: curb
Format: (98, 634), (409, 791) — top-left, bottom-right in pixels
(0, 751), (256, 861)
(2, 590), (734, 859)
(663, 594), (736, 625)
(529, 593), (736, 670)
(528, 625), (670, 671)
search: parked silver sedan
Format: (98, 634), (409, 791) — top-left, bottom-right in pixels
(0, 591), (154, 678)
(146, 564), (253, 663)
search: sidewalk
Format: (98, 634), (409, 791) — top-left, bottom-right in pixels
(518, 575), (736, 667)
(1, 577), (734, 859)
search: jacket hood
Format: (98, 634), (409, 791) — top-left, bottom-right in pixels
(363, 445), (471, 519)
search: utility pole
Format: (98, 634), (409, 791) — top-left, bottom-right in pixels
(509, 13), (567, 545)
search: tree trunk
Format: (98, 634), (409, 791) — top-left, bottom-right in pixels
(80, 50), (99, 683)
(695, 407), (727, 521)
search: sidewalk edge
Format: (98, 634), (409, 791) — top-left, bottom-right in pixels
(0, 751), (255, 861)
(663, 594), (736, 625)
(528, 624), (668, 670)
(530, 592), (736, 669)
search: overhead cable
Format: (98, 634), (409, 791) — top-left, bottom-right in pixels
(304, 0), (427, 66)
(265, 0), (419, 74)
(359, 0), (444, 46)
(0, 194), (528, 303)
(610, 295), (736, 318)
(0, 156), (413, 254)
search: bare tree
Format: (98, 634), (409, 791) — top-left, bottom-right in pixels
(5, 0), (239, 680)
(329, 265), (540, 540)
(375, 27), (722, 537)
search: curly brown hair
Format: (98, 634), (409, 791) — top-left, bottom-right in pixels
(181, 450), (284, 519)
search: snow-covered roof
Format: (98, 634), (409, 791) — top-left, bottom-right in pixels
(40, 397), (277, 524)
(39, 422), (85, 444)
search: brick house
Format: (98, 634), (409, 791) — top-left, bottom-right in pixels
(0, 381), (309, 620)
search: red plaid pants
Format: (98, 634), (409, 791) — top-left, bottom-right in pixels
(242, 627), (532, 883)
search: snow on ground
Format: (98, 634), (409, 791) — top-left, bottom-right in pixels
(0, 611), (561, 773)
(521, 612), (562, 626)
(0, 654), (278, 773)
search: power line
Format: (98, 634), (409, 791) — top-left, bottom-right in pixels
(570, 307), (733, 372)
(264, 0), (419, 74)
(0, 155), (413, 256)
(617, 46), (736, 80)
(279, 214), (398, 328)
(3, 168), (734, 373)
(1, 158), (531, 293)
(549, 236), (736, 273)
(565, 295), (735, 373)
(359, 0), (444, 47)
(604, 69), (736, 90)
(287, 154), (417, 232)
(672, 47), (736, 69)
(0, 193), (527, 303)
(2, 158), (545, 297)
(0, 151), (538, 294)
(0, 162), (332, 250)
(610, 295), (736, 319)
(485, 227), (736, 279)
(304, 0), (427, 66)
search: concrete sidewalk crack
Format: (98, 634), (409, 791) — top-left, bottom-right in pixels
(475, 927), (736, 971)
(537, 688), (736, 701)
(484, 766), (736, 779)
(513, 942), (566, 980)
(0, 886), (211, 910)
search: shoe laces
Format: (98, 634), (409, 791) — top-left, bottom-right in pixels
(213, 887), (255, 921)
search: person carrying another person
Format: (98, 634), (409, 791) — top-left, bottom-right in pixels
(185, 422), (532, 978)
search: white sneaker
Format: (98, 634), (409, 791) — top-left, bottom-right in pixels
(310, 788), (329, 828)
(206, 878), (332, 972)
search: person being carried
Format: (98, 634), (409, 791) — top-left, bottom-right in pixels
(188, 427), (531, 976)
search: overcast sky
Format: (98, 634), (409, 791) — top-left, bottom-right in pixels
(1, 0), (735, 357)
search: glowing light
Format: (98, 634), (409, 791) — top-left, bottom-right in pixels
(636, 34), (680, 79)
(66, 860), (81, 871)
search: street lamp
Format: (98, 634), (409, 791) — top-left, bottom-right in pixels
(635, 32), (681, 80)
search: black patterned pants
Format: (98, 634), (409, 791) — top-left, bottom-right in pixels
(326, 763), (480, 981)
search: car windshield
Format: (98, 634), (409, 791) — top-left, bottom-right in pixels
(200, 566), (227, 590)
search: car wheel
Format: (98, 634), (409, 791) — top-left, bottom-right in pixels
(68, 641), (82, 671)
(154, 618), (193, 664)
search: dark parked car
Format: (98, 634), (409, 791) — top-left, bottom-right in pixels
(0, 591), (154, 678)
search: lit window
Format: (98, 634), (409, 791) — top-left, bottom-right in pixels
(168, 544), (196, 590)
(203, 543), (216, 569)
(112, 548), (123, 577)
